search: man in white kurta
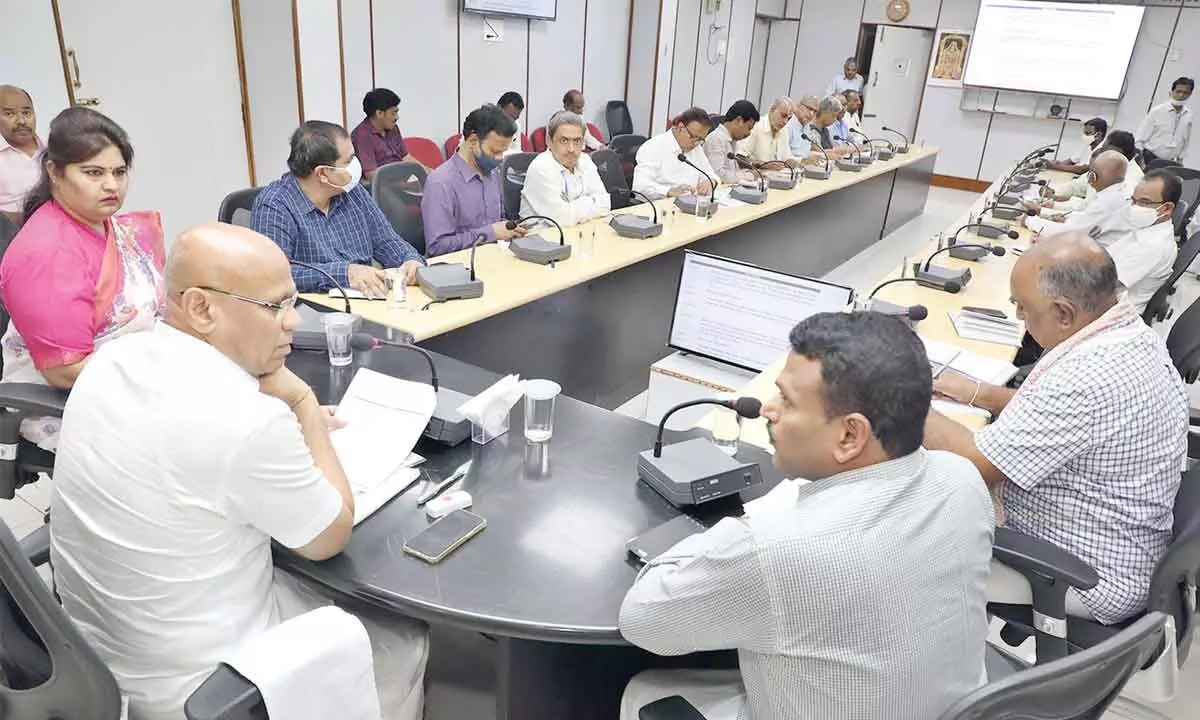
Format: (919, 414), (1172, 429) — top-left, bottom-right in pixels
(520, 110), (611, 226)
(632, 107), (718, 199)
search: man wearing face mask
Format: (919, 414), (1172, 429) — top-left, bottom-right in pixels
(421, 104), (527, 258)
(252, 120), (424, 297)
(1047, 117), (1107, 174)
(1106, 170), (1181, 312)
(1136, 77), (1194, 164)
(1024, 151), (1134, 247)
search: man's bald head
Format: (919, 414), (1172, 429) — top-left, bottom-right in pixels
(167, 223), (300, 377)
(768, 97), (794, 131)
(0, 85), (31, 104)
(1012, 231), (1119, 348)
(1090, 150), (1127, 191)
(791, 96), (819, 124)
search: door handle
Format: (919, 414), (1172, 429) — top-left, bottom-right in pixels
(872, 71), (879, 88)
(75, 98), (101, 107)
(67, 48), (82, 89)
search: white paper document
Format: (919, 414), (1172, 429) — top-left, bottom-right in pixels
(922, 335), (1019, 420)
(330, 368), (436, 524)
(948, 310), (1024, 347)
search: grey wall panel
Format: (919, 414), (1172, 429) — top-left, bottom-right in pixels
(691, 0), (734, 113)
(1157, 9), (1200, 167)
(583, 0), (632, 135)
(760, 20), (798, 107)
(915, 88), (988, 177)
(668, 0), (703, 120)
(459, 12), (530, 119)
(758, 0), (786, 18)
(721, 0), (760, 108)
(746, 17), (771, 108)
(373, 0), (459, 143)
(978, 114), (1064, 180)
(240, 0), (299, 180)
(1114, 5), (1178, 138)
(627, 0), (661, 136)
(529, 0), (587, 131)
(791, 0), (864, 100)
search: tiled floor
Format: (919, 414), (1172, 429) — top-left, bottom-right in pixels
(5, 186), (1199, 718)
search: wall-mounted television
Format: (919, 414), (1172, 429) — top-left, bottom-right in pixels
(463, 0), (557, 21)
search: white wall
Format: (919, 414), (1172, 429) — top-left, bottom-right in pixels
(627, 0), (661, 136)
(372, 0), (460, 142)
(294, 0), (344, 123)
(341, 0), (374, 130)
(0, 0), (70, 123)
(583, 0), (634, 132)
(240, 0), (300, 183)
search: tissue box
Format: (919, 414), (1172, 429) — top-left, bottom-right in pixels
(471, 412), (510, 445)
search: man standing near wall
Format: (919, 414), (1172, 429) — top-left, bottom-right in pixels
(1136, 77), (1194, 165)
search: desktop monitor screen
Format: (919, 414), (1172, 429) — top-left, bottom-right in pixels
(462, 0), (557, 21)
(962, 0), (1144, 100)
(667, 251), (854, 374)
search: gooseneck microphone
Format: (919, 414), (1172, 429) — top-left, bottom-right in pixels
(727, 152), (767, 192)
(950, 223), (1020, 244)
(869, 276), (963, 296)
(924, 244), (1006, 271)
(880, 126), (910, 152)
(802, 131), (833, 178)
(350, 333), (439, 392)
(506, 214), (571, 264)
(676, 152), (718, 206)
(755, 158), (799, 183)
(507, 215), (565, 245)
(468, 232), (485, 281)
(627, 189), (659, 224)
(610, 189), (665, 238)
(653, 397), (762, 458)
(847, 128), (875, 159)
(290, 259), (352, 313)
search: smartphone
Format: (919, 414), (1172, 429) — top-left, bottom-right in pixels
(961, 305), (1008, 319)
(402, 510), (486, 564)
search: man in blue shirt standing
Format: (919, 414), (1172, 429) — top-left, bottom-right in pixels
(252, 120), (424, 297)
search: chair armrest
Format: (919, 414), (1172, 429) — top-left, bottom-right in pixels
(993, 527), (1098, 591)
(0, 383), (68, 417)
(184, 664), (265, 720)
(19, 524), (49, 568)
(639, 696), (707, 720)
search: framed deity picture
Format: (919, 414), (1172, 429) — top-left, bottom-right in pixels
(928, 30), (971, 88)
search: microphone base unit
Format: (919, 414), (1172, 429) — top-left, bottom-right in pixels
(1008, 181), (1034, 193)
(989, 206), (1024, 221)
(610, 215), (664, 239)
(864, 298), (916, 327)
(854, 154), (874, 165)
(895, 145), (910, 153)
(998, 193), (1021, 206)
(730, 186), (769, 205)
(422, 386), (473, 446)
(510, 234), (573, 265)
(949, 245), (991, 261)
(803, 167), (831, 180)
(835, 159), (864, 173)
(875, 149), (895, 161)
(974, 224), (1008, 240)
(416, 263), (485, 302)
(917, 265), (972, 291)
(766, 174), (797, 190)
(674, 195), (720, 216)
(637, 438), (764, 508)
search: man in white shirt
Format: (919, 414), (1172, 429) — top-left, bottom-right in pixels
(1108, 169), (1180, 312)
(520, 110), (611, 226)
(1025, 151), (1134, 247)
(1041, 131), (1142, 214)
(738, 97), (797, 168)
(786, 95), (826, 166)
(632, 107), (718, 199)
(1047, 117), (1107, 174)
(499, 91), (526, 156)
(840, 89), (863, 134)
(619, 312), (994, 720)
(704, 101), (759, 185)
(50, 223), (428, 720)
(810, 96), (856, 160)
(826, 57), (865, 97)
(1136, 77), (1194, 164)
(0, 85), (44, 225)
(563, 89), (605, 152)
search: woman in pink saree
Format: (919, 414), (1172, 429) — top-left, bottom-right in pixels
(0, 107), (164, 450)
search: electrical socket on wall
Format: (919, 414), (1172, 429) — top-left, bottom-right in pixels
(483, 16), (504, 43)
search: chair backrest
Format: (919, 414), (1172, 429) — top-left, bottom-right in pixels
(217, 187), (263, 227)
(1170, 167), (1200, 231)
(0, 518), (124, 717)
(590, 148), (632, 210)
(1144, 229), (1200, 323)
(609, 134), (648, 189)
(1145, 464), (1200, 665)
(1166, 295), (1200, 381)
(519, 132), (533, 153)
(499, 152), (537, 220)
(936, 613), (1169, 720)
(1148, 158), (1182, 171)
(1172, 198), (1190, 242)
(605, 100), (634, 138)
(403, 136), (444, 169)
(586, 122), (604, 146)
(371, 161), (428, 255)
(444, 133), (462, 158)
(530, 126), (548, 153)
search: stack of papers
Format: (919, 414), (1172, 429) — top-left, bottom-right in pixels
(922, 336), (1019, 418)
(330, 368), (437, 524)
(949, 309), (1024, 347)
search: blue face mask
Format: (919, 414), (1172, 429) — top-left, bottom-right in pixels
(476, 151), (501, 175)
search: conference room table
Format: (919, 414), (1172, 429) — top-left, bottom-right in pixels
(304, 146), (939, 410)
(279, 340), (785, 720)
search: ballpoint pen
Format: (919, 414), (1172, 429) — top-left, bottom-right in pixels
(416, 460), (472, 507)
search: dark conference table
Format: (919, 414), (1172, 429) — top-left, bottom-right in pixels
(279, 338), (782, 720)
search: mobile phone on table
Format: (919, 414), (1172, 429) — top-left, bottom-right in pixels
(402, 509), (486, 564)
(961, 306), (1008, 319)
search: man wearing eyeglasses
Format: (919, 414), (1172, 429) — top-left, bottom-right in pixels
(252, 120), (425, 299)
(520, 110), (611, 226)
(632, 106), (719, 199)
(50, 223), (430, 720)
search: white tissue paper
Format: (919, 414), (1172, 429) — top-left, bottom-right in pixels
(457, 374), (524, 437)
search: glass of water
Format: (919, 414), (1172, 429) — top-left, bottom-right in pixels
(386, 269), (409, 311)
(523, 379), (562, 443)
(695, 195), (711, 220)
(322, 313), (355, 367)
(710, 407), (742, 456)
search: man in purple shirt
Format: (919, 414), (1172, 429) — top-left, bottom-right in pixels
(420, 105), (528, 257)
(350, 88), (422, 183)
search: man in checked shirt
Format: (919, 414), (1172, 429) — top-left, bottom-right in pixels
(619, 312), (995, 720)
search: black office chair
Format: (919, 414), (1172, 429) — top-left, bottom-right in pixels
(1170, 167), (1200, 239)
(591, 148), (633, 210)
(606, 100), (634, 138)
(1172, 199), (1190, 244)
(638, 613), (1169, 720)
(1143, 229), (1200, 324)
(371, 161), (428, 255)
(499, 152), (536, 220)
(1167, 295), (1200, 383)
(217, 187), (263, 227)
(1146, 158), (1182, 172)
(610, 134), (648, 191)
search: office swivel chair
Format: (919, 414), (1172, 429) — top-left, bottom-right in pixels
(605, 100), (634, 139)
(499, 152), (537, 220)
(217, 187), (263, 228)
(609, 134), (647, 191)
(591, 148), (633, 210)
(371, 161), (428, 255)
(402, 136), (444, 169)
(1172, 199), (1190, 244)
(1143, 230), (1200, 324)
(637, 613), (1170, 720)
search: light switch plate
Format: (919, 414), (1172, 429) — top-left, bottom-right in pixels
(482, 16), (503, 42)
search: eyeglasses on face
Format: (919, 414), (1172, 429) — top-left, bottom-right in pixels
(195, 286), (299, 317)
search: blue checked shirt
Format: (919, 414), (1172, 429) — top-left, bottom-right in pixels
(251, 174), (423, 292)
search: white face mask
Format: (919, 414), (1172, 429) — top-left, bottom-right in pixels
(1129, 204), (1161, 229)
(1082, 132), (1095, 145)
(323, 157), (362, 193)
(1171, 99), (1186, 109)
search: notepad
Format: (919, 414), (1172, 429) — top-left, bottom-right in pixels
(921, 335), (1019, 420)
(949, 309), (1024, 347)
(329, 369), (437, 525)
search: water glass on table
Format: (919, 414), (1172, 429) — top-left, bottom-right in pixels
(695, 195), (712, 221)
(322, 312), (355, 367)
(523, 380), (562, 442)
(386, 269), (410, 311)
(710, 407), (742, 456)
